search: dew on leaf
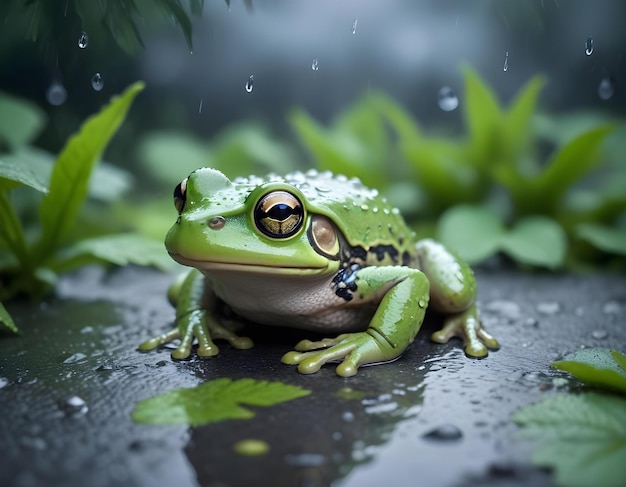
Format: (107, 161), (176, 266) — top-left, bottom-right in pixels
(91, 73), (104, 91)
(78, 31), (89, 49)
(585, 36), (594, 55)
(311, 57), (319, 71)
(598, 78), (614, 100)
(437, 86), (459, 112)
(245, 74), (254, 93)
(46, 82), (67, 106)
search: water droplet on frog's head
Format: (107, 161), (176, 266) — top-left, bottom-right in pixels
(245, 74), (254, 93)
(78, 31), (89, 48)
(503, 51), (509, 72)
(422, 424), (463, 442)
(352, 18), (358, 34)
(437, 86), (459, 112)
(598, 78), (614, 100)
(91, 72), (104, 91)
(46, 83), (67, 106)
(585, 36), (594, 55)
(311, 57), (319, 71)
(58, 396), (88, 416)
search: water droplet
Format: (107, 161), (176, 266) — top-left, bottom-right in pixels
(46, 82), (67, 106)
(591, 329), (608, 339)
(342, 411), (355, 422)
(437, 86), (459, 112)
(63, 352), (87, 364)
(78, 31), (89, 49)
(351, 18), (358, 34)
(285, 453), (327, 467)
(311, 57), (319, 71)
(503, 51), (509, 72)
(585, 36), (593, 56)
(245, 74), (254, 93)
(198, 98), (203, 114)
(485, 300), (521, 320)
(58, 395), (88, 416)
(422, 424), (463, 441)
(91, 72), (104, 91)
(598, 78), (614, 100)
(80, 326), (93, 334)
(0, 377), (9, 389)
(602, 300), (621, 314)
(536, 302), (560, 315)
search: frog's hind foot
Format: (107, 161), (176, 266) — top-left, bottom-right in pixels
(431, 305), (499, 358)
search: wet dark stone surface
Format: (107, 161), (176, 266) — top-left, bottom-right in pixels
(0, 266), (624, 487)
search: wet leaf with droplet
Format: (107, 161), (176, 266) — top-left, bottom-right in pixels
(552, 348), (626, 394)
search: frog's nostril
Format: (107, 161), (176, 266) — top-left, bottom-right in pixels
(208, 216), (226, 230)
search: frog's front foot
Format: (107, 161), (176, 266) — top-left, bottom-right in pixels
(139, 310), (253, 359)
(430, 305), (499, 357)
(281, 331), (398, 377)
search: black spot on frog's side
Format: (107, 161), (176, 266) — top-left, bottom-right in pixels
(332, 263), (360, 301)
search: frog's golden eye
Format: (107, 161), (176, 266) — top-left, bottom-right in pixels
(254, 191), (304, 238)
(173, 178), (188, 213)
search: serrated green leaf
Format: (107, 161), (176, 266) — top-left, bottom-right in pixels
(35, 82), (144, 264)
(0, 301), (18, 333)
(514, 393), (626, 487)
(132, 378), (310, 426)
(576, 223), (626, 256)
(500, 216), (566, 268)
(552, 348), (626, 394)
(0, 91), (46, 148)
(51, 234), (173, 273)
(0, 159), (48, 193)
(437, 205), (503, 264)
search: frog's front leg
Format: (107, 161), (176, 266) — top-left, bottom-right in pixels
(415, 239), (499, 357)
(281, 266), (430, 377)
(139, 269), (253, 359)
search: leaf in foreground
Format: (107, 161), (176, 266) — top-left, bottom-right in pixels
(552, 348), (626, 394)
(0, 302), (18, 333)
(132, 378), (311, 426)
(514, 393), (626, 487)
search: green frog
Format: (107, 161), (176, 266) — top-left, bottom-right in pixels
(139, 168), (499, 377)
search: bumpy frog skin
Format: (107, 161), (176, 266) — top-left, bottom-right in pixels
(139, 168), (499, 377)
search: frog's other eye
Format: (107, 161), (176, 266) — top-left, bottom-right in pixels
(254, 191), (304, 238)
(173, 178), (188, 213)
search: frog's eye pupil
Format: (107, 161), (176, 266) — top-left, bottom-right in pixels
(254, 191), (304, 238)
(173, 178), (188, 213)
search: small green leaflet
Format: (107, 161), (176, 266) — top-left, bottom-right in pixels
(514, 393), (626, 487)
(0, 302), (18, 333)
(132, 378), (311, 426)
(553, 348), (626, 394)
(0, 159), (48, 193)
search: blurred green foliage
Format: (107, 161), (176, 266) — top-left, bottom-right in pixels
(0, 82), (171, 332)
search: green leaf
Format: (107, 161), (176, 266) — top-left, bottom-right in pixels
(50, 233), (173, 272)
(132, 378), (311, 426)
(514, 393), (626, 487)
(502, 75), (546, 156)
(0, 191), (29, 267)
(0, 158), (48, 193)
(0, 302), (18, 333)
(552, 349), (626, 394)
(576, 223), (626, 256)
(155, 0), (193, 51)
(500, 216), (567, 268)
(437, 205), (503, 264)
(35, 82), (144, 263)
(0, 91), (46, 148)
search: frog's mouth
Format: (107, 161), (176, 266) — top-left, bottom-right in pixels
(169, 253), (333, 276)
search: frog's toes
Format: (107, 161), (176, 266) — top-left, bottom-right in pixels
(293, 335), (349, 352)
(138, 328), (180, 352)
(431, 307), (499, 358)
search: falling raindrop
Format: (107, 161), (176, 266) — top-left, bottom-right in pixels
(352, 18), (358, 35)
(91, 72), (104, 91)
(311, 57), (319, 71)
(503, 51), (509, 72)
(78, 31), (89, 49)
(46, 82), (67, 106)
(245, 74), (254, 93)
(437, 86), (459, 112)
(585, 36), (594, 56)
(198, 98), (203, 114)
(598, 78), (614, 100)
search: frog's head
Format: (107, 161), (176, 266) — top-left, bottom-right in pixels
(165, 168), (340, 276)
